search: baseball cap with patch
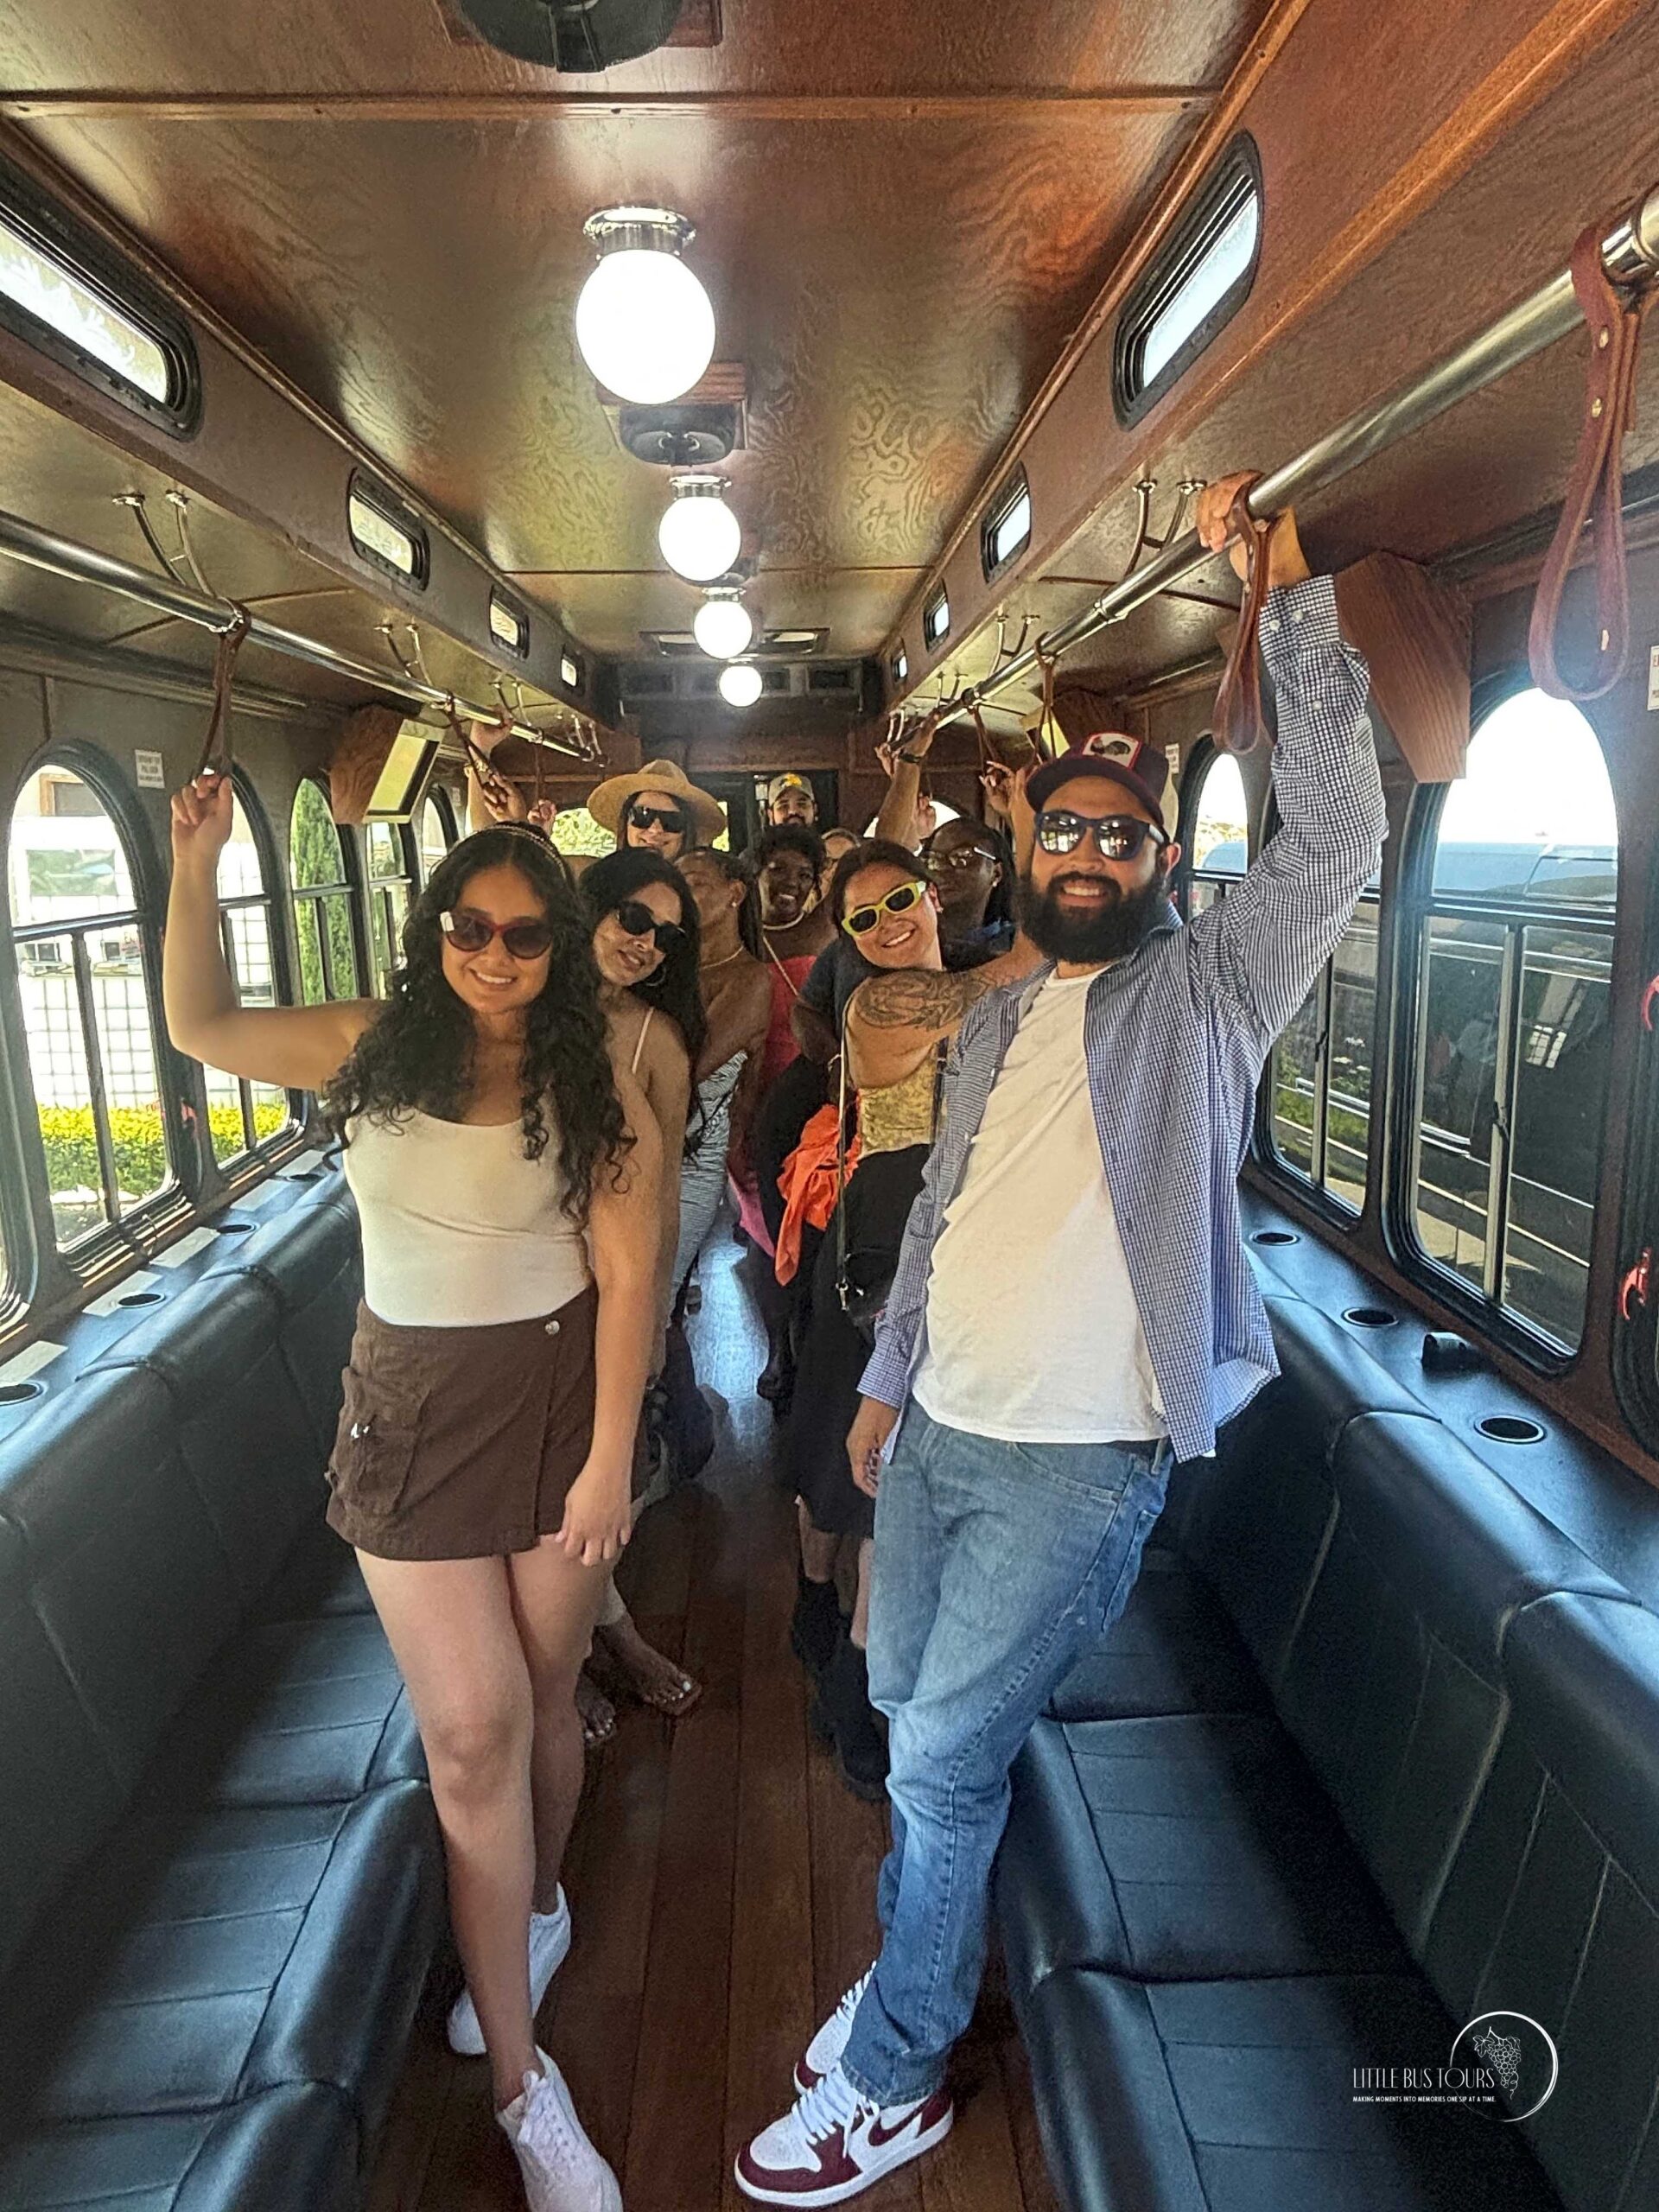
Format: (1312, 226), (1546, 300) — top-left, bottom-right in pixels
(1026, 734), (1179, 838)
(766, 772), (814, 805)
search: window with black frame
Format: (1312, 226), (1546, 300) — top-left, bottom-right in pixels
(1182, 745), (1248, 918)
(6, 760), (173, 1251)
(1266, 880), (1380, 1216)
(1409, 687), (1617, 1352)
(364, 819), (415, 996)
(416, 787), (456, 883)
(289, 778), (361, 1005)
(206, 780), (296, 1166)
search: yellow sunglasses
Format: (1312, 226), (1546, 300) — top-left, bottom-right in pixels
(842, 879), (929, 938)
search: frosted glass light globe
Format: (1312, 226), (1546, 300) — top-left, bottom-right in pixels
(719, 663), (763, 708)
(693, 595), (754, 659)
(575, 249), (715, 406)
(658, 486), (742, 582)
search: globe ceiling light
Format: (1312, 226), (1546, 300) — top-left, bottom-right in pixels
(658, 474), (742, 583)
(719, 661), (764, 709)
(693, 590), (754, 660)
(575, 207), (716, 407)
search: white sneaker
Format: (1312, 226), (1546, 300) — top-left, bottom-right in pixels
(498, 2050), (621, 2212)
(734, 2063), (953, 2207)
(795, 1967), (873, 2092)
(448, 1889), (572, 2056)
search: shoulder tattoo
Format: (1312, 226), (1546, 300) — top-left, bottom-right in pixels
(853, 967), (979, 1032)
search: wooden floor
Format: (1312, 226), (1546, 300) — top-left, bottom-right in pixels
(367, 1236), (1061, 2212)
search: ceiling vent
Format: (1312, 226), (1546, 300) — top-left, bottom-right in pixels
(452, 0), (684, 70)
(641, 626), (827, 658)
(619, 402), (741, 467)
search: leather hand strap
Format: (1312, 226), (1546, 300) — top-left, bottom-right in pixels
(193, 605), (251, 778)
(1211, 479), (1281, 754)
(1529, 213), (1654, 702)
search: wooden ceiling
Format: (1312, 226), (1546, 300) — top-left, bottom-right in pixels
(0, 0), (1274, 664)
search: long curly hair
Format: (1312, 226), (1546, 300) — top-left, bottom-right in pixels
(579, 848), (709, 1071)
(321, 827), (628, 1221)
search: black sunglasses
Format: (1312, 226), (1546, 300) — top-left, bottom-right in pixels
(626, 803), (688, 835)
(612, 898), (687, 952)
(1034, 810), (1169, 862)
(440, 907), (556, 960)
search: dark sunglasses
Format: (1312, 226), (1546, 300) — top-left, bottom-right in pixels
(440, 907), (555, 960)
(612, 899), (687, 953)
(926, 842), (999, 874)
(626, 803), (688, 835)
(842, 879), (928, 938)
(1034, 810), (1169, 862)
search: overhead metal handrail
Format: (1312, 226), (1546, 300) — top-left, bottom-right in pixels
(0, 505), (594, 759)
(931, 181), (1659, 729)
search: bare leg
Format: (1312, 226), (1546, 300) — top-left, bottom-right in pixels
(798, 1495), (838, 1583)
(508, 1536), (613, 1916)
(356, 1551), (539, 2107)
(850, 1537), (874, 1650)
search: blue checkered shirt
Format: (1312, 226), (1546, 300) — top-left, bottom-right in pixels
(860, 572), (1387, 1461)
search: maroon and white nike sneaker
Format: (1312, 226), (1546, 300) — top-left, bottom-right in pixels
(795, 1967), (873, 2094)
(734, 2063), (953, 2206)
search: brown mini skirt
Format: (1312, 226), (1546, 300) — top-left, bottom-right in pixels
(326, 1283), (599, 1560)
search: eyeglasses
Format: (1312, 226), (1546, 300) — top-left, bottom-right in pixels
(842, 879), (929, 938)
(1034, 810), (1169, 862)
(626, 803), (688, 836)
(440, 907), (555, 960)
(926, 842), (998, 874)
(612, 899), (686, 953)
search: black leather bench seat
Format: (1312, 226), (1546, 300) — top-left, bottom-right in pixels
(0, 2085), (359, 2212)
(1020, 1967), (1564, 2212)
(999, 1292), (1659, 2212)
(0, 1783), (439, 2136)
(1001, 1713), (1410, 1991)
(0, 1184), (442, 2211)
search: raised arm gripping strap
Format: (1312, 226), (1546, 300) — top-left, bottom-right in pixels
(193, 604), (252, 778)
(1211, 479), (1281, 754)
(1529, 213), (1655, 702)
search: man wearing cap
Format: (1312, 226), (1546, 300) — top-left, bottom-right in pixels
(764, 771), (818, 831)
(737, 476), (1389, 2205)
(587, 757), (727, 861)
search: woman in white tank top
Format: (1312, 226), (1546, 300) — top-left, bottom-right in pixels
(162, 777), (660, 2209)
(578, 849), (710, 1730)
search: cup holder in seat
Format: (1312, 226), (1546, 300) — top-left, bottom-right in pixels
(1478, 1414), (1547, 1446)
(1343, 1306), (1397, 1328)
(1250, 1230), (1300, 1247)
(118, 1289), (164, 1308)
(213, 1220), (255, 1236)
(0, 1379), (46, 1406)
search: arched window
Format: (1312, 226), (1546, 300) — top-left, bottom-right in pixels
(7, 759), (171, 1250)
(207, 780), (296, 1166)
(1182, 747), (1248, 918)
(1411, 687), (1617, 1351)
(289, 779), (360, 1005)
(1266, 868), (1381, 1216)
(417, 788), (456, 882)
(364, 821), (414, 996)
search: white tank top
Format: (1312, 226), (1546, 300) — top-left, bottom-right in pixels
(343, 1109), (591, 1328)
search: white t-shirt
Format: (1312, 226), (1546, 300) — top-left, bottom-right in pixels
(912, 972), (1165, 1445)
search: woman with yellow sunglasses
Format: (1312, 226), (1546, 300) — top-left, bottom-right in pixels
(785, 840), (1036, 1798)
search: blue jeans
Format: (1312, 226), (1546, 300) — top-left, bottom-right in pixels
(839, 1402), (1171, 2106)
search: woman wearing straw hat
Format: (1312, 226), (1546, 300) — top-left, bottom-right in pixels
(586, 758), (726, 864)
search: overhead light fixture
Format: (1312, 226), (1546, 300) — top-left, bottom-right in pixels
(693, 589), (754, 660)
(719, 662), (763, 708)
(658, 474), (742, 582)
(575, 207), (715, 407)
